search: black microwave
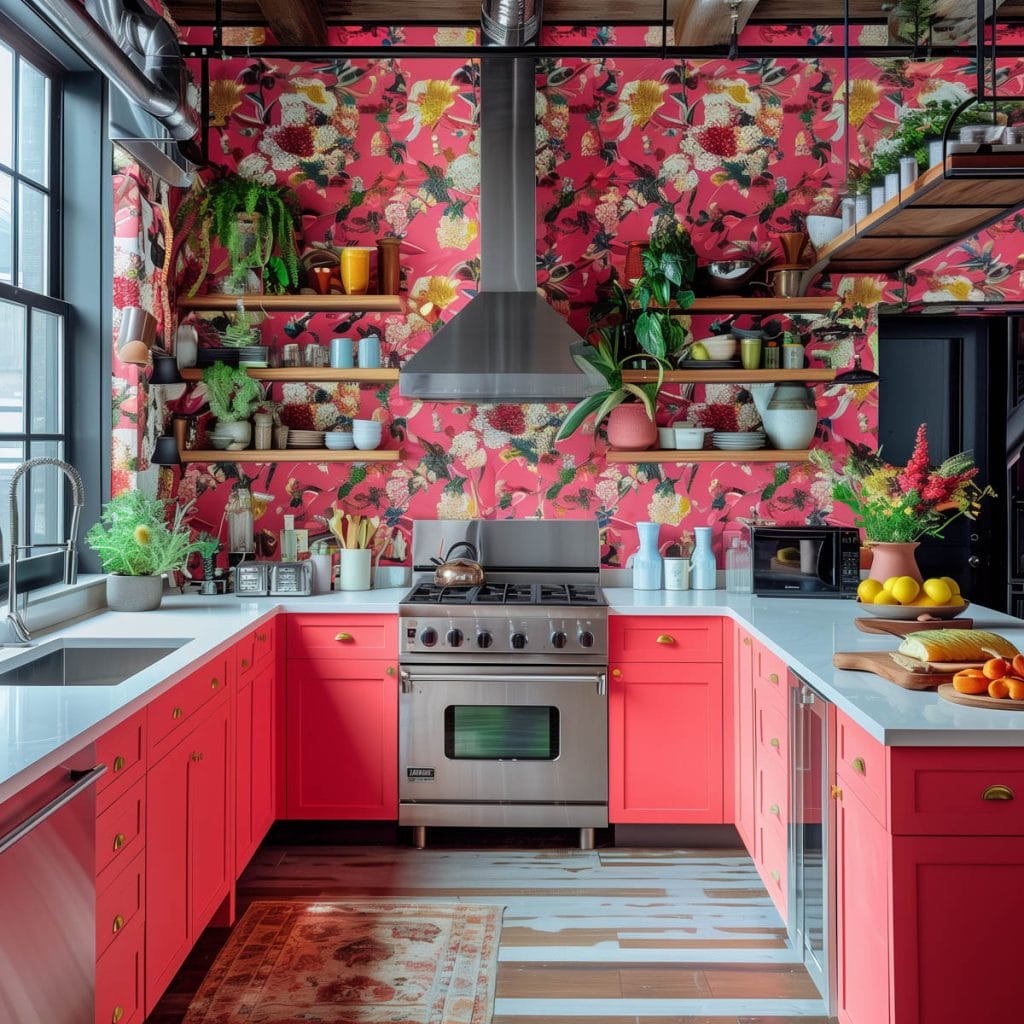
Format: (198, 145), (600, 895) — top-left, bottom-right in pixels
(750, 526), (860, 598)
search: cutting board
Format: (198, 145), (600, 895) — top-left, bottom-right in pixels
(832, 650), (975, 690)
(855, 617), (974, 637)
(938, 683), (1024, 711)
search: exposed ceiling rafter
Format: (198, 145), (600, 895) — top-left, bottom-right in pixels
(253, 0), (327, 45)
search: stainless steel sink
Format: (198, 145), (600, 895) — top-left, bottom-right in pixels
(0, 638), (190, 687)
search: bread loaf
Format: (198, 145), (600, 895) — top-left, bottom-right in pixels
(897, 629), (1019, 663)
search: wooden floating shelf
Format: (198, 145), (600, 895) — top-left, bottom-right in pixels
(178, 450), (401, 464)
(630, 297), (837, 314)
(623, 368), (836, 384)
(606, 449), (813, 464)
(179, 367), (399, 383)
(178, 293), (405, 313)
(816, 155), (1024, 274)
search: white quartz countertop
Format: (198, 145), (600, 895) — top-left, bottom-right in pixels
(4, 585), (1024, 804)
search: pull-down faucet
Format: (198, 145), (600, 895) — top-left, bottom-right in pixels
(1, 457), (85, 646)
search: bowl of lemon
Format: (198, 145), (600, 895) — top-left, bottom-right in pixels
(856, 576), (969, 619)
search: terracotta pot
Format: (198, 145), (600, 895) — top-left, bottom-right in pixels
(624, 241), (648, 283)
(866, 541), (922, 584)
(606, 402), (657, 451)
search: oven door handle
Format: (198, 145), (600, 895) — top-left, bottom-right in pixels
(399, 670), (608, 695)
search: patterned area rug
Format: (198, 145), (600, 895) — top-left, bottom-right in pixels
(184, 900), (503, 1023)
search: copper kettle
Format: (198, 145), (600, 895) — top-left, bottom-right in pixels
(432, 542), (485, 587)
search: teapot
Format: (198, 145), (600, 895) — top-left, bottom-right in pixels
(432, 542), (485, 588)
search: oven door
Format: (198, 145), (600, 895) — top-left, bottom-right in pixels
(398, 664), (608, 817)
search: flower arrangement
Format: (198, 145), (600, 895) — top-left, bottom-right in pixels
(809, 424), (995, 542)
(202, 361), (263, 422)
(86, 492), (198, 576)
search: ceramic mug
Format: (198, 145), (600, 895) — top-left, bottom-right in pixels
(330, 337), (354, 368)
(358, 334), (381, 369)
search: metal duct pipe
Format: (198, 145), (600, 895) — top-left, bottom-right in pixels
(481, 0), (543, 46)
(29, 0), (197, 142)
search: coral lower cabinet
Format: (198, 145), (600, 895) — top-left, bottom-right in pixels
(285, 615), (398, 819)
(608, 616), (723, 823)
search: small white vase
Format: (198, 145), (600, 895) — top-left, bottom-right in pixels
(214, 420), (252, 450)
(106, 574), (164, 612)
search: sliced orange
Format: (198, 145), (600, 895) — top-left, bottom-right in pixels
(988, 678), (1011, 700)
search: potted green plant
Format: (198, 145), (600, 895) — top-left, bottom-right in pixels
(202, 361), (263, 449)
(555, 281), (667, 449)
(630, 222), (697, 360)
(219, 299), (267, 366)
(174, 170), (301, 296)
(86, 492), (198, 611)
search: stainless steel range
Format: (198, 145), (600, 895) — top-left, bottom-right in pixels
(398, 520), (608, 849)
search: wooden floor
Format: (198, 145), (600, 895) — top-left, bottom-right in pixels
(147, 836), (832, 1023)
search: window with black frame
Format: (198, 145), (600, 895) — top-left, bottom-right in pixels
(0, 24), (68, 579)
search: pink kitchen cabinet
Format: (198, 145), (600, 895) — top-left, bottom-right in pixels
(286, 656), (398, 819)
(734, 628), (756, 850)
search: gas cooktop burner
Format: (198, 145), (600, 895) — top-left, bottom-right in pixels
(403, 581), (604, 607)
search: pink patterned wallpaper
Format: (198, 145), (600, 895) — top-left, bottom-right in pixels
(110, 23), (1024, 569)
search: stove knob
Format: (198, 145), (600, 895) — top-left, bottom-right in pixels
(419, 627), (438, 648)
(476, 630), (494, 649)
(577, 629), (595, 649)
(511, 631), (528, 650)
(550, 630), (568, 649)
(446, 628), (464, 648)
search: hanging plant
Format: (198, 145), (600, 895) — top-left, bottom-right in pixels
(173, 170), (302, 296)
(629, 222), (697, 360)
(201, 361), (263, 422)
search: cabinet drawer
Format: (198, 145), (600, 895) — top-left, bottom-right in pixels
(239, 619), (277, 683)
(95, 777), (145, 888)
(147, 656), (228, 757)
(754, 646), (788, 699)
(890, 746), (1024, 836)
(253, 617), (276, 666)
(96, 712), (146, 811)
(288, 614), (397, 657)
(235, 631), (256, 680)
(610, 616), (722, 662)
(757, 812), (788, 921)
(95, 910), (144, 1024)
(96, 849), (144, 960)
(836, 712), (888, 827)
(755, 689), (787, 773)
(757, 762), (788, 833)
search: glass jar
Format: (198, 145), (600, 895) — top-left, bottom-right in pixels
(725, 538), (752, 593)
(226, 486), (254, 554)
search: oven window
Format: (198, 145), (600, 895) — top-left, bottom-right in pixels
(444, 706), (560, 760)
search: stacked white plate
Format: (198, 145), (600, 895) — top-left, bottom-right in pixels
(712, 431), (767, 450)
(287, 429), (326, 448)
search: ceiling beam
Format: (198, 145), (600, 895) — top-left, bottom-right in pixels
(254, 0), (327, 45)
(673, 0), (761, 46)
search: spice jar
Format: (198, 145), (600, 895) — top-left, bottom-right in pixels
(762, 340), (780, 369)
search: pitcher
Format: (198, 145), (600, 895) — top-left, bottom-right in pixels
(691, 526), (717, 590)
(633, 521), (663, 590)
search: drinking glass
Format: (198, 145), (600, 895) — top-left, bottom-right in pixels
(740, 337), (762, 370)
(340, 247), (370, 295)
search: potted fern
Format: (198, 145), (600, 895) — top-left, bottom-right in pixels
(174, 170), (301, 296)
(202, 361), (263, 449)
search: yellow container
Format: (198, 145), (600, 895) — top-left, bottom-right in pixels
(340, 247), (370, 295)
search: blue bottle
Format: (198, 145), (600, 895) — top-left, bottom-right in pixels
(633, 521), (663, 590)
(691, 526), (717, 590)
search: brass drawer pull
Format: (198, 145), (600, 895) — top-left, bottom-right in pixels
(190, 751), (204, 762)
(742, 636), (751, 646)
(112, 914), (125, 934)
(112, 755), (126, 773)
(983, 784), (1015, 802)
(241, 658), (249, 669)
(770, 869), (780, 882)
(852, 757), (866, 775)
(257, 632), (266, 642)
(611, 668), (622, 678)
(656, 634), (675, 645)
(770, 737), (780, 749)
(112, 832), (125, 852)
(211, 676), (220, 689)
(769, 803), (780, 816)
(112, 1007), (124, 1024)
(830, 785), (843, 801)
(172, 707), (183, 720)
(769, 672), (779, 685)
(335, 632), (354, 642)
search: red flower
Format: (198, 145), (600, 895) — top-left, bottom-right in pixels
(698, 125), (738, 158)
(272, 125), (316, 158)
(485, 404), (527, 436)
(897, 423), (930, 494)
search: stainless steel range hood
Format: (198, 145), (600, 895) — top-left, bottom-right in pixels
(399, 57), (602, 404)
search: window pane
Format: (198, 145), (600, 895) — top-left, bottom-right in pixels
(17, 182), (47, 292)
(0, 441), (25, 566)
(30, 309), (62, 433)
(0, 298), (26, 433)
(0, 171), (11, 285)
(0, 44), (12, 167)
(17, 60), (49, 184)
(28, 439), (64, 550)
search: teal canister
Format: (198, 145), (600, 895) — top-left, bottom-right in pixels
(691, 526), (717, 590)
(633, 521), (663, 590)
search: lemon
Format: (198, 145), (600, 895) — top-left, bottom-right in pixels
(857, 579), (884, 603)
(891, 576), (920, 605)
(922, 578), (953, 605)
(947, 594), (967, 607)
(882, 576), (900, 593)
(690, 343), (709, 360)
(873, 591), (900, 605)
(941, 575), (961, 596)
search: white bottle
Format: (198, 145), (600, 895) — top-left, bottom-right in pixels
(725, 538), (752, 594)
(280, 515), (298, 562)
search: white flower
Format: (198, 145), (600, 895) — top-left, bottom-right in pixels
(450, 430), (481, 459)
(448, 151), (480, 194)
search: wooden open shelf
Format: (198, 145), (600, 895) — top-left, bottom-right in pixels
(622, 368), (836, 384)
(178, 293), (405, 313)
(606, 449), (813, 464)
(178, 449), (401, 464)
(815, 154), (1024, 274)
(180, 367), (399, 383)
(631, 297), (837, 315)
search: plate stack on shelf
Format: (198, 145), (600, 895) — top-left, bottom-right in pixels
(712, 430), (767, 451)
(287, 429), (326, 449)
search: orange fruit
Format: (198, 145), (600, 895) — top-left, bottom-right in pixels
(953, 671), (990, 695)
(1012, 655), (1024, 677)
(1007, 678), (1024, 701)
(988, 678), (1011, 699)
(983, 658), (1011, 680)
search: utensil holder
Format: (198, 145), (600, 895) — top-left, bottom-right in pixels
(338, 548), (372, 591)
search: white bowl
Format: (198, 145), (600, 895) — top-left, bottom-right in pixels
(806, 215), (843, 249)
(325, 432), (354, 450)
(761, 408), (817, 450)
(695, 335), (738, 360)
(353, 434), (381, 451)
(674, 426), (712, 450)
(658, 427), (677, 449)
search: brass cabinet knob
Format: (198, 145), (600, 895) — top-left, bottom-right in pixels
(769, 803), (780, 816)
(257, 632), (266, 642)
(241, 658), (249, 668)
(769, 672), (779, 685)
(385, 666), (396, 676)
(112, 914), (125, 934)
(611, 668), (622, 678)
(656, 634), (675, 645)
(172, 707), (183, 720)
(112, 1007), (124, 1024)
(742, 636), (751, 646)
(983, 784), (1015, 801)
(335, 632), (354, 642)
(852, 756), (866, 775)
(770, 737), (780, 749)
(112, 755), (126, 773)
(830, 785), (843, 801)
(112, 833), (125, 852)
(211, 676), (220, 689)
(770, 870), (780, 882)
(191, 751), (204, 762)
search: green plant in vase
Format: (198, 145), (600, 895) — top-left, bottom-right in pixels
(202, 361), (263, 450)
(630, 222), (697, 361)
(174, 170), (301, 296)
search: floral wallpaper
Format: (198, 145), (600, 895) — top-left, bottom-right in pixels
(110, 22), (1024, 570)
